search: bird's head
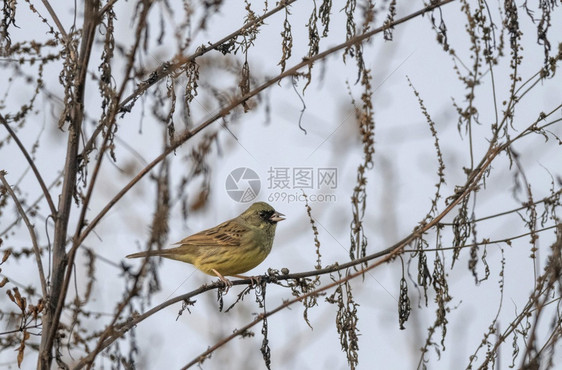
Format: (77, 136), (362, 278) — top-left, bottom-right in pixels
(242, 201), (285, 228)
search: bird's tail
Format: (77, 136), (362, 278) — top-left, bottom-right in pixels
(126, 250), (171, 259)
(126, 248), (194, 264)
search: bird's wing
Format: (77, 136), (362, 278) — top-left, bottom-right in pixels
(174, 219), (249, 248)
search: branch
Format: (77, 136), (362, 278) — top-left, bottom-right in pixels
(40, 0), (68, 40)
(82, 0), (300, 156)
(182, 250), (402, 369)
(117, 0), (300, 111)
(75, 246), (154, 370)
(0, 171), (48, 298)
(39, 0), (101, 367)
(124, 0), (455, 112)
(0, 174), (62, 238)
(404, 224), (559, 253)
(0, 114), (57, 216)
(83, 0), (457, 156)
(71, 242), (403, 370)
(66, 5), (159, 369)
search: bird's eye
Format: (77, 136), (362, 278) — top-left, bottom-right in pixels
(259, 210), (270, 220)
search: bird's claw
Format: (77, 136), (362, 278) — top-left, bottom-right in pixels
(220, 278), (233, 294)
(212, 268), (233, 293)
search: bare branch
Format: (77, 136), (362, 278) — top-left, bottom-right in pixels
(40, 0), (68, 40)
(39, 0), (101, 367)
(0, 171), (48, 297)
(181, 251), (400, 369)
(0, 114), (57, 216)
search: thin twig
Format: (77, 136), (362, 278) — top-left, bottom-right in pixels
(182, 249), (402, 369)
(0, 173), (62, 237)
(0, 171), (48, 298)
(117, 0), (299, 111)
(403, 224), (559, 253)
(439, 188), (562, 225)
(0, 114), (57, 216)
(40, 0), (68, 40)
(98, 0), (119, 17)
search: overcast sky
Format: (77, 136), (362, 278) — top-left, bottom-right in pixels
(2, 1), (562, 369)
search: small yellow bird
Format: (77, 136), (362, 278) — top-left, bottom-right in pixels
(126, 202), (285, 286)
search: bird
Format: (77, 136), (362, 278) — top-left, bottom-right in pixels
(126, 202), (285, 288)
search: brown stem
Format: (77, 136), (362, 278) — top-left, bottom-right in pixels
(0, 171), (48, 297)
(0, 114), (57, 216)
(182, 250), (400, 369)
(67, 4), (156, 369)
(40, 0), (68, 40)
(38, 1), (100, 368)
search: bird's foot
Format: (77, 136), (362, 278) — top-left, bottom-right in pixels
(212, 269), (233, 293)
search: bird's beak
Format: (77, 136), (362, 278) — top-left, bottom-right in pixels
(269, 211), (286, 223)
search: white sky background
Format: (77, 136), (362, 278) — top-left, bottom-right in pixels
(1, 0), (562, 369)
